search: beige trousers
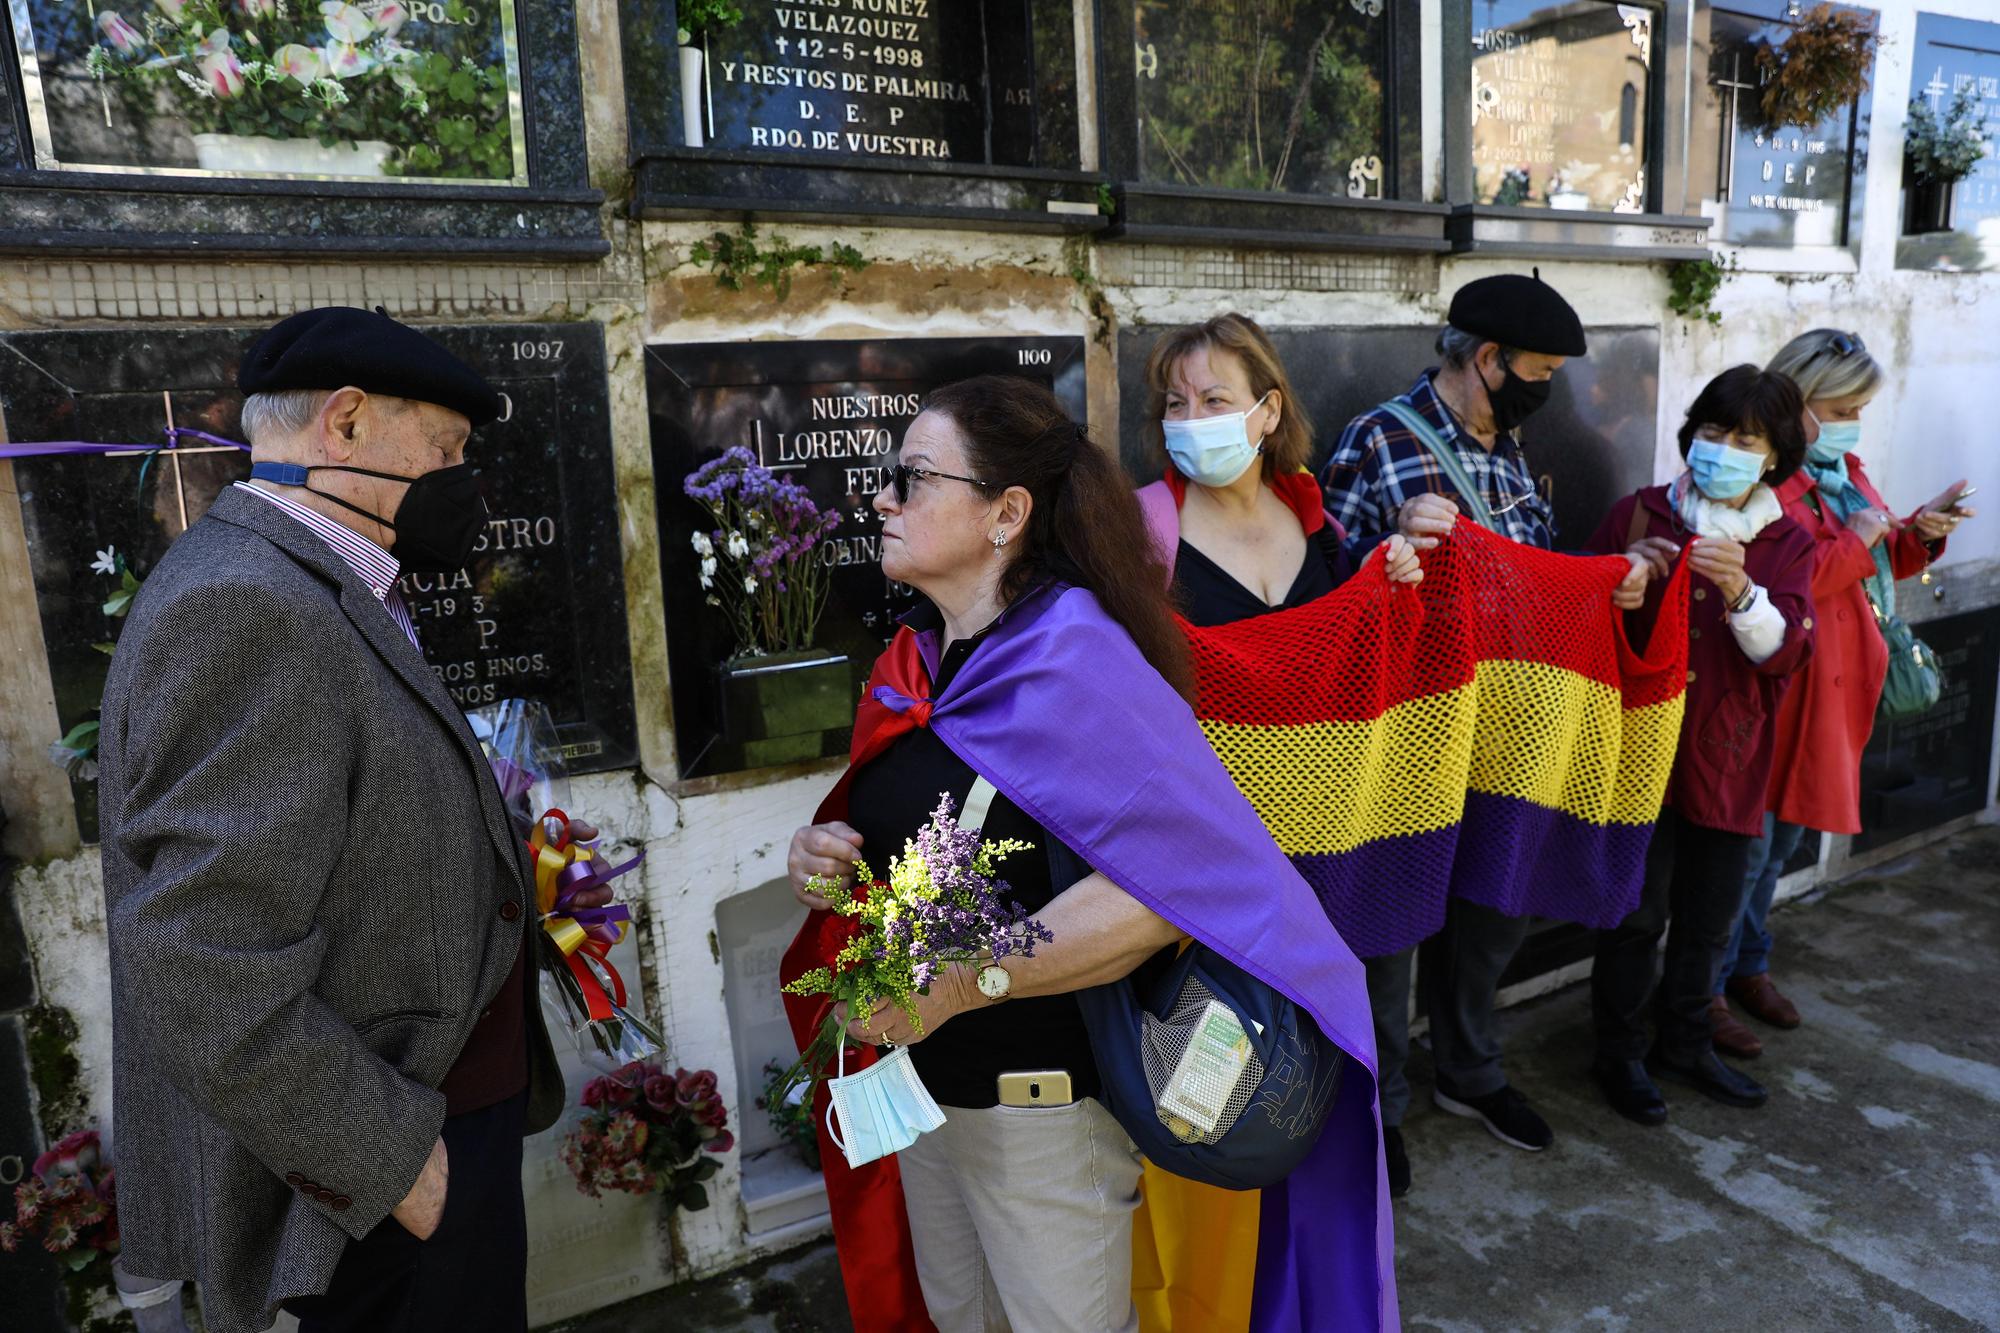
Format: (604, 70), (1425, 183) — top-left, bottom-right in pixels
(897, 1096), (1143, 1333)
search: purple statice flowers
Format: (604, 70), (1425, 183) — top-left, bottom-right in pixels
(685, 447), (842, 658)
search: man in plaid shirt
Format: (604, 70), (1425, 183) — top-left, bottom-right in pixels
(1319, 273), (1667, 1203)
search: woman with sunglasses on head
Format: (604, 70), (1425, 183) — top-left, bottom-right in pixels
(1584, 366), (1817, 1124)
(1704, 331), (1976, 1056)
(777, 376), (1394, 1333)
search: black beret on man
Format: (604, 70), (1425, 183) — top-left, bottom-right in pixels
(1447, 271), (1589, 359)
(238, 306), (505, 426)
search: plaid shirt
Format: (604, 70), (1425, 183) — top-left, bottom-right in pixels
(1319, 370), (1556, 551)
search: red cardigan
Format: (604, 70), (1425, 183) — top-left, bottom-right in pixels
(1762, 457), (1945, 833)
(1587, 486), (1816, 837)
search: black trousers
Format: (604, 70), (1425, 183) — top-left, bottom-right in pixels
(1593, 809), (1758, 1064)
(288, 1090), (528, 1333)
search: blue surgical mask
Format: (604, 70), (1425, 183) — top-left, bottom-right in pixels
(1808, 417), (1863, 466)
(1687, 439), (1768, 501)
(824, 1042), (946, 1168)
(1162, 393), (1270, 488)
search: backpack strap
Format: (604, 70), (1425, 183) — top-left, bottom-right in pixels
(1135, 479), (1180, 586)
(962, 776), (999, 833)
(1625, 493), (1651, 551)
(1373, 399), (1497, 532)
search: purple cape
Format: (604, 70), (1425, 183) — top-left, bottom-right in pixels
(910, 582), (1397, 1332)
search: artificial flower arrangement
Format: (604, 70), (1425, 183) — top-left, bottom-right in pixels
(1755, 3), (1880, 133)
(559, 1061), (733, 1212)
(1905, 85), (1991, 186)
(0, 1130), (119, 1271)
(684, 447), (844, 660)
(774, 793), (1052, 1114)
(89, 0), (514, 179)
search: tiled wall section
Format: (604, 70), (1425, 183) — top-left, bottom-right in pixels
(0, 249), (644, 325)
(1097, 244), (1438, 294)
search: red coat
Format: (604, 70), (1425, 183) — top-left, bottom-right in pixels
(1762, 457), (1946, 833)
(1587, 486), (1816, 837)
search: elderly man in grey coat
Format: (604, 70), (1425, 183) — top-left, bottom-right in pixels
(99, 307), (592, 1333)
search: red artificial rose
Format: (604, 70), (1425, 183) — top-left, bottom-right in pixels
(642, 1074), (677, 1114)
(581, 1074), (639, 1110)
(673, 1068), (718, 1107)
(701, 1129), (735, 1154)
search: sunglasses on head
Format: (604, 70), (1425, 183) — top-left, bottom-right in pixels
(1808, 331), (1866, 364)
(889, 462), (992, 503)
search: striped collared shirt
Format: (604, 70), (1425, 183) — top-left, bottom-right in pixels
(1320, 370), (1557, 551)
(233, 481), (420, 649)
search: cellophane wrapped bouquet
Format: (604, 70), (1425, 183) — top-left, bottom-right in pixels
(470, 698), (662, 1069)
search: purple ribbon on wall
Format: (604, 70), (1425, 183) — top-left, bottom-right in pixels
(0, 427), (249, 459)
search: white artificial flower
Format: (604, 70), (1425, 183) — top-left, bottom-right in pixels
(690, 531), (713, 557)
(700, 556), (717, 579)
(743, 575), (758, 594)
(91, 547), (119, 576)
(725, 530), (750, 559)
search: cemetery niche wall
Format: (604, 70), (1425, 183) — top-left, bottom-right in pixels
(1096, 0), (1442, 250)
(623, 0), (1105, 229)
(1853, 604), (1999, 854)
(1, 321), (636, 842)
(1447, 0), (1709, 259)
(1692, 1), (1872, 253)
(1896, 12), (2000, 273)
(0, 2), (605, 255)
(646, 335), (1086, 781)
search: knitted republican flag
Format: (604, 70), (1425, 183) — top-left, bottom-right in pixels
(1181, 518), (1691, 960)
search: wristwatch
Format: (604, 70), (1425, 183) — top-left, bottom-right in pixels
(975, 961), (1012, 1002)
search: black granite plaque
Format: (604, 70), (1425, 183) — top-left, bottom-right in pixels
(1117, 323), (1661, 550)
(1706, 6), (1869, 250)
(1852, 605), (1999, 853)
(1130, 0), (1388, 197)
(646, 335), (1086, 779)
(684, 0), (1080, 171)
(1470, 0), (1654, 213)
(2, 322), (636, 842)
(1896, 14), (2000, 272)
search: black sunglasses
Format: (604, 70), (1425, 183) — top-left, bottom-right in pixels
(1808, 331), (1866, 364)
(890, 462), (993, 503)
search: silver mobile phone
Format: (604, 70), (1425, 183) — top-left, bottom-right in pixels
(1950, 485), (1978, 512)
(996, 1070), (1073, 1107)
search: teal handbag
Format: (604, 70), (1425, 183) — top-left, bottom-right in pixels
(1871, 592), (1944, 720)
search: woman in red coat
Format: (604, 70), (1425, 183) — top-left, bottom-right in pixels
(1708, 330), (1975, 1057)
(1584, 366), (1815, 1124)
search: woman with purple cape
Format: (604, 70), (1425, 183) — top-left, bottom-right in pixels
(780, 375), (1395, 1332)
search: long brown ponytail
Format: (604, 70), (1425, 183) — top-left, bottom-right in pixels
(921, 375), (1196, 704)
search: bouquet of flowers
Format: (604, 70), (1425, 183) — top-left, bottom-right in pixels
(559, 1061), (733, 1212)
(0, 1130), (119, 1269)
(469, 698), (662, 1068)
(774, 792), (1053, 1107)
(684, 447), (843, 660)
(89, 1), (514, 179)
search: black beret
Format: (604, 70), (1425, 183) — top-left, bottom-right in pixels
(238, 306), (505, 426)
(1447, 271), (1588, 358)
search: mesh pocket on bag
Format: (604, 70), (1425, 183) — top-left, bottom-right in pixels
(1140, 974), (1265, 1146)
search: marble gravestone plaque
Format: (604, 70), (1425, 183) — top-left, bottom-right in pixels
(1130, 0), (1389, 197)
(1706, 7), (1867, 250)
(646, 336), (1086, 779)
(1470, 0), (1653, 213)
(1117, 323), (1661, 551)
(1897, 13), (2000, 273)
(1, 323), (636, 842)
(1852, 605), (1999, 854)
(687, 0), (1080, 170)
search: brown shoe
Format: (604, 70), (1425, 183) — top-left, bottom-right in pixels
(1709, 997), (1763, 1059)
(1728, 972), (1802, 1029)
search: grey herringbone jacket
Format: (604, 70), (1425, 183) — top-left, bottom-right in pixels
(97, 486), (564, 1333)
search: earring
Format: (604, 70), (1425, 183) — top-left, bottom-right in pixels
(992, 530), (1008, 551)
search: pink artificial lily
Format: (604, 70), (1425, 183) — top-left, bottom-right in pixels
(371, 1), (410, 37)
(319, 40), (373, 79)
(96, 11), (145, 56)
(320, 1), (375, 44)
(200, 47), (247, 97)
(152, 0), (188, 22)
(272, 42), (324, 84)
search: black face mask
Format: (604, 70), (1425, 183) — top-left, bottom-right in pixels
(1481, 358), (1554, 435)
(251, 460), (487, 572)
